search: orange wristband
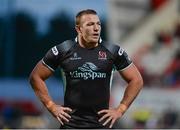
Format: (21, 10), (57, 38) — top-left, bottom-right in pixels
(117, 103), (127, 114)
(46, 101), (55, 109)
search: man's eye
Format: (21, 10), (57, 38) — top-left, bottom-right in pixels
(87, 23), (94, 26)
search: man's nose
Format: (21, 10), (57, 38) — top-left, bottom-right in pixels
(94, 25), (99, 31)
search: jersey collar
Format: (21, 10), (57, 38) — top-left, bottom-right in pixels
(75, 36), (102, 43)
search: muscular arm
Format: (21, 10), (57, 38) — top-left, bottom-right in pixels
(117, 63), (143, 112)
(29, 60), (55, 109)
(29, 60), (72, 125)
(98, 64), (143, 128)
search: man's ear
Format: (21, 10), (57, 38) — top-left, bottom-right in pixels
(75, 25), (81, 34)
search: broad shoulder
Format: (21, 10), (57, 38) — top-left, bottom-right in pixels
(55, 40), (76, 52)
(101, 41), (121, 55)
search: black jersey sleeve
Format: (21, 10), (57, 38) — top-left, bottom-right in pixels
(113, 46), (132, 71)
(42, 40), (75, 71)
(42, 45), (61, 71)
(102, 41), (132, 71)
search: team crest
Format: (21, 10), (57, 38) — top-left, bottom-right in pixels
(98, 51), (107, 60)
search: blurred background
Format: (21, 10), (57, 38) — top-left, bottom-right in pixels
(0, 0), (180, 128)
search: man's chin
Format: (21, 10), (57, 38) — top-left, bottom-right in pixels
(89, 41), (98, 45)
(90, 38), (99, 43)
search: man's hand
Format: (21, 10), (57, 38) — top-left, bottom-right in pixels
(48, 104), (72, 125)
(98, 108), (124, 128)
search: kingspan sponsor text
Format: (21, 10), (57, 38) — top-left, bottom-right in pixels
(70, 71), (106, 80)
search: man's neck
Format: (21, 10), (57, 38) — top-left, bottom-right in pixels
(78, 36), (98, 49)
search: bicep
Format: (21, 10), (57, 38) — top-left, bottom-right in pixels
(30, 60), (53, 81)
(119, 64), (142, 83)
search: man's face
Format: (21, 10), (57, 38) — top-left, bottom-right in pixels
(77, 14), (101, 43)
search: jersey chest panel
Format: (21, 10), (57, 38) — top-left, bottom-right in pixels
(60, 45), (114, 80)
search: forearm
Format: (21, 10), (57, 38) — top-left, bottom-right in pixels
(30, 77), (56, 110)
(117, 79), (143, 113)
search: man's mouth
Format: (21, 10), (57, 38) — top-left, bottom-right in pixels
(92, 34), (99, 37)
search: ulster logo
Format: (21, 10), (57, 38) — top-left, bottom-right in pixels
(98, 51), (107, 60)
